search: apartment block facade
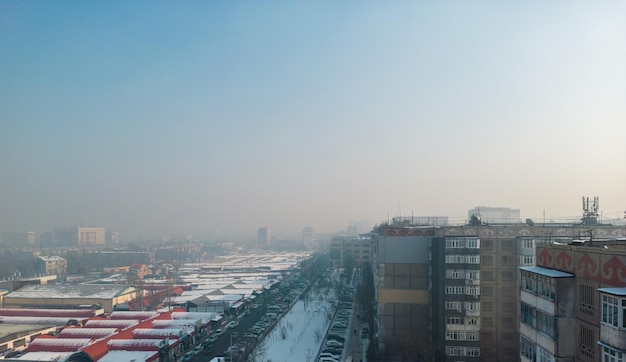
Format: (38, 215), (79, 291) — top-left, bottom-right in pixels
(329, 235), (372, 268)
(372, 219), (625, 361)
(520, 240), (626, 362)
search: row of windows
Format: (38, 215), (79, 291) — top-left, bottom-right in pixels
(521, 303), (556, 339)
(446, 346), (480, 357)
(602, 294), (626, 329)
(445, 285), (480, 296)
(445, 237), (480, 249)
(445, 269), (480, 280)
(446, 330), (479, 341)
(446, 316), (479, 326)
(445, 301), (480, 312)
(521, 270), (556, 301)
(445, 255), (480, 264)
(520, 255), (535, 265)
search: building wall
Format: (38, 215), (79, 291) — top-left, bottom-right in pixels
(36, 256), (67, 277)
(3, 291), (137, 313)
(329, 236), (372, 268)
(373, 226), (436, 358)
(442, 224), (625, 362)
(77, 227), (105, 246)
(536, 242), (626, 361)
(467, 207), (521, 224)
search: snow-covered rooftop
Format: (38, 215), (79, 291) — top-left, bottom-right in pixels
(97, 350), (156, 362)
(6, 284), (136, 299)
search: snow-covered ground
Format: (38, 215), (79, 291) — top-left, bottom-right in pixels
(252, 283), (336, 362)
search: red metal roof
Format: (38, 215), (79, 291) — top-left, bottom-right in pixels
(28, 338), (93, 352)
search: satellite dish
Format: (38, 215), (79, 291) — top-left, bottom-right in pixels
(525, 219), (535, 226)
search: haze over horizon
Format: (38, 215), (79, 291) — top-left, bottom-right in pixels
(1, 2), (625, 241)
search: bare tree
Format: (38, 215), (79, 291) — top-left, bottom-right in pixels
(246, 343), (266, 362)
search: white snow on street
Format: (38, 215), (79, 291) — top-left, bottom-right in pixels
(253, 284), (336, 362)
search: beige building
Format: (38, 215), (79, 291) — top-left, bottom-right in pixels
(329, 235), (372, 268)
(37, 255), (67, 277)
(53, 226), (106, 246)
(3, 284), (139, 313)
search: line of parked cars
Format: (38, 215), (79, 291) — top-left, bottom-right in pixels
(318, 284), (355, 362)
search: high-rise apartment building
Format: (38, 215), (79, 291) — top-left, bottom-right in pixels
(372, 218), (625, 361)
(257, 227), (271, 245)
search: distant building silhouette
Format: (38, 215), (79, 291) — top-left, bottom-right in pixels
(468, 206), (521, 224)
(257, 227), (271, 245)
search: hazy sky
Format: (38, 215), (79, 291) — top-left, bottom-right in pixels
(1, 1), (625, 241)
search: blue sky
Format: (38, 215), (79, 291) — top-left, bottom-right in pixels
(1, 1), (625, 240)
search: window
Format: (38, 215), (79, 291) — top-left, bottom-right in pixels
(537, 310), (556, 339)
(446, 315), (464, 325)
(501, 302), (514, 313)
(467, 270), (480, 280)
(502, 316), (513, 326)
(521, 335), (536, 362)
(482, 240), (493, 249)
(482, 301), (493, 312)
(467, 347), (480, 357)
(466, 286), (480, 296)
(446, 269), (463, 279)
(602, 345), (626, 362)
(502, 255), (514, 265)
(482, 331), (493, 343)
(445, 301), (463, 311)
(482, 286), (493, 296)
(538, 346), (553, 362)
(467, 238), (479, 248)
(446, 285), (465, 294)
(446, 238), (462, 248)
(482, 316), (493, 327)
(579, 325), (595, 359)
(465, 301), (480, 312)
(501, 286), (514, 297)
(483, 271), (493, 281)
(482, 256), (493, 265)
(520, 255), (535, 265)
(501, 271), (513, 281)
(579, 284), (594, 316)
(467, 255), (480, 264)
(467, 317), (478, 326)
(523, 239), (534, 249)
(521, 302), (535, 327)
(446, 346), (480, 357)
(602, 294), (625, 329)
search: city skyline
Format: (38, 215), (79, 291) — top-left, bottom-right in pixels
(1, 2), (625, 240)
